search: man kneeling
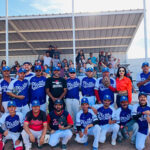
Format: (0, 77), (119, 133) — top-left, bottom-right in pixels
(22, 100), (47, 150)
(75, 98), (101, 150)
(0, 101), (23, 150)
(47, 99), (73, 150)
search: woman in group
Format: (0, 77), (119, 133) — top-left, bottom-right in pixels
(116, 66), (132, 107)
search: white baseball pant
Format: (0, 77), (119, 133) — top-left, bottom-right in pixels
(4, 131), (22, 149)
(2, 101), (9, 113)
(22, 129), (42, 149)
(84, 96), (96, 106)
(99, 124), (119, 143)
(75, 125), (101, 148)
(16, 104), (30, 119)
(136, 132), (148, 150)
(66, 98), (80, 128)
(49, 129), (72, 147)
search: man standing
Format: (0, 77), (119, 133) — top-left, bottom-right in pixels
(65, 68), (80, 129)
(0, 101), (24, 150)
(7, 68), (30, 118)
(45, 67), (67, 112)
(75, 98), (101, 150)
(132, 92), (150, 150)
(47, 100), (73, 150)
(42, 51), (52, 68)
(81, 67), (96, 106)
(22, 100), (47, 150)
(29, 65), (46, 112)
(137, 62), (150, 105)
(95, 67), (116, 106)
(23, 62), (35, 81)
(0, 66), (14, 112)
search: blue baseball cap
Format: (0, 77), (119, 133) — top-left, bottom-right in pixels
(35, 65), (41, 71)
(7, 101), (16, 107)
(54, 99), (63, 105)
(69, 68), (76, 73)
(138, 92), (147, 98)
(53, 67), (60, 71)
(23, 62), (31, 65)
(120, 96), (128, 102)
(102, 67), (109, 73)
(103, 95), (111, 101)
(2, 66), (10, 71)
(142, 62), (149, 67)
(81, 97), (89, 104)
(18, 68), (26, 73)
(86, 67), (94, 72)
(32, 100), (40, 107)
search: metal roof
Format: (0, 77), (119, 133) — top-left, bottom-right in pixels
(0, 9), (144, 56)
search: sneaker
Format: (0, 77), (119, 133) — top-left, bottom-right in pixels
(111, 139), (116, 146)
(93, 147), (98, 150)
(84, 141), (88, 146)
(130, 140), (135, 145)
(62, 144), (67, 150)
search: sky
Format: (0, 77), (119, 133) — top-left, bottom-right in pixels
(0, 0), (150, 59)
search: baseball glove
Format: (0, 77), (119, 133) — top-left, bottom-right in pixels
(58, 115), (68, 127)
(102, 76), (110, 87)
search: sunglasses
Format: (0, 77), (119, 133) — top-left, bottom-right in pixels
(35, 70), (41, 72)
(70, 72), (75, 74)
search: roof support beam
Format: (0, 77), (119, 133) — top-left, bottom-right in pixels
(8, 20), (38, 55)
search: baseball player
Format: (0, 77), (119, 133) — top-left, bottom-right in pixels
(65, 68), (80, 129)
(6, 68), (30, 118)
(75, 98), (101, 150)
(137, 62), (150, 105)
(132, 92), (150, 150)
(93, 95), (119, 145)
(81, 67), (96, 106)
(0, 101), (24, 150)
(23, 62), (35, 81)
(47, 99), (73, 150)
(95, 67), (116, 106)
(22, 100), (47, 150)
(0, 66), (14, 112)
(29, 65), (46, 112)
(115, 96), (138, 143)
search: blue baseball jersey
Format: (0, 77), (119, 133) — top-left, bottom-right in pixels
(65, 78), (80, 100)
(0, 78), (14, 102)
(81, 77), (96, 96)
(93, 104), (116, 126)
(29, 76), (46, 105)
(76, 109), (98, 129)
(95, 77), (116, 104)
(132, 103), (150, 135)
(0, 112), (23, 132)
(137, 72), (150, 93)
(7, 79), (29, 107)
(115, 105), (132, 126)
(25, 72), (35, 81)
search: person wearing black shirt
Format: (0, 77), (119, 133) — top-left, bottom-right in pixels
(45, 67), (67, 112)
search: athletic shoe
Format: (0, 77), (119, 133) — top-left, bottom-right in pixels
(84, 141), (88, 146)
(93, 147), (98, 150)
(111, 139), (116, 146)
(62, 144), (67, 150)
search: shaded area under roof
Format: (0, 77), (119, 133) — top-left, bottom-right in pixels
(0, 9), (144, 56)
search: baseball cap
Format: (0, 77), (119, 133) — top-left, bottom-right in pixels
(86, 67), (94, 72)
(23, 62), (31, 65)
(69, 68), (76, 73)
(103, 95), (111, 101)
(32, 100), (40, 107)
(142, 62), (149, 67)
(35, 65), (41, 71)
(102, 67), (109, 73)
(2, 66), (10, 71)
(8, 101), (16, 107)
(138, 92), (147, 98)
(120, 96), (128, 102)
(81, 97), (89, 104)
(53, 67), (60, 71)
(18, 68), (26, 73)
(54, 99), (63, 105)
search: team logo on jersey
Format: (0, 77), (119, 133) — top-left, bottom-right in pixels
(31, 80), (45, 90)
(82, 81), (95, 88)
(67, 81), (80, 90)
